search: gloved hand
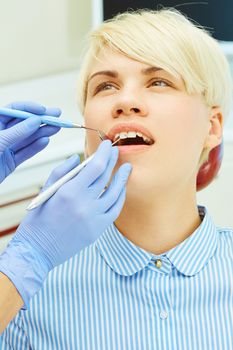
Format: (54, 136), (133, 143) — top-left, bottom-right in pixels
(0, 101), (61, 183)
(0, 140), (132, 308)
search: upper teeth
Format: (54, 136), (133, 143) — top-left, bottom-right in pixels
(114, 131), (152, 144)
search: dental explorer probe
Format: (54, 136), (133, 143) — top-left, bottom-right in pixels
(26, 137), (121, 211)
(0, 107), (107, 140)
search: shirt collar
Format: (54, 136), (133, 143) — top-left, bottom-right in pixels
(95, 206), (218, 277)
(166, 206), (218, 276)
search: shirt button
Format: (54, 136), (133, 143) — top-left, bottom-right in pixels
(155, 259), (162, 268)
(160, 310), (168, 319)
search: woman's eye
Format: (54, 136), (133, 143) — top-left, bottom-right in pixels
(95, 82), (116, 93)
(150, 79), (170, 87)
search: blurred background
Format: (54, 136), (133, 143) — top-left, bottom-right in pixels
(0, 0), (232, 252)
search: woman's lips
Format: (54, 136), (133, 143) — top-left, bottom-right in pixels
(105, 123), (156, 155)
(107, 122), (155, 144)
(116, 144), (152, 154)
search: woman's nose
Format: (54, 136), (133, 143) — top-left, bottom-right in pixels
(111, 95), (148, 118)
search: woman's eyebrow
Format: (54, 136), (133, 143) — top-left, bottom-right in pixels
(143, 66), (180, 81)
(88, 70), (118, 83)
(87, 66), (163, 83)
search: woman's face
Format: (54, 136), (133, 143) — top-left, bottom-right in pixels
(83, 48), (213, 194)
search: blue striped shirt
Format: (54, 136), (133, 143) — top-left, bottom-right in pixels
(2, 206), (233, 349)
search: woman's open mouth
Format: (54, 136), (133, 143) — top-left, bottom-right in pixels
(107, 123), (155, 154)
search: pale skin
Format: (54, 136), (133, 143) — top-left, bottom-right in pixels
(84, 48), (223, 255)
(0, 272), (23, 334)
(0, 48), (223, 335)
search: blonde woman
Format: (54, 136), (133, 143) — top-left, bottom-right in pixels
(2, 8), (232, 349)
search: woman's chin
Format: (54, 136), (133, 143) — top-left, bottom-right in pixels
(125, 170), (156, 196)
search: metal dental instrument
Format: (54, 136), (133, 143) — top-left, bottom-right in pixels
(0, 107), (107, 141)
(26, 137), (121, 211)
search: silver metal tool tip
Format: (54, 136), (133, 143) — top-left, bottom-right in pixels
(72, 123), (82, 128)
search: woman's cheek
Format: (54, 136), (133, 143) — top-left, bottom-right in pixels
(83, 108), (98, 154)
(85, 134), (99, 156)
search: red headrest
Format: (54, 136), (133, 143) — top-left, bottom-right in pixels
(196, 142), (224, 191)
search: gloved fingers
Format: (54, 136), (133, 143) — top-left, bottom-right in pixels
(74, 140), (115, 188)
(5, 117), (37, 130)
(6, 101), (47, 115)
(0, 103), (25, 127)
(86, 146), (119, 198)
(0, 116), (15, 130)
(43, 107), (61, 117)
(0, 117), (41, 151)
(104, 186), (127, 221)
(14, 137), (50, 167)
(5, 106), (61, 130)
(42, 155), (80, 190)
(3, 118), (24, 129)
(8, 101), (61, 117)
(0, 102), (61, 131)
(98, 163), (132, 212)
(10, 124), (61, 153)
(0, 112), (32, 131)
(0, 101), (58, 130)
(0, 148), (16, 183)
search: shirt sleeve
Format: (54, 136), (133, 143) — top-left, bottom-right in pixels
(1, 312), (30, 350)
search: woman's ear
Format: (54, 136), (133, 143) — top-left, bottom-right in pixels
(204, 107), (223, 150)
(197, 107), (224, 191)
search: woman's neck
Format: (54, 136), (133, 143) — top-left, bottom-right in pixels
(114, 190), (201, 255)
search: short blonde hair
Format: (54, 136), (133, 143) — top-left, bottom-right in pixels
(77, 8), (232, 165)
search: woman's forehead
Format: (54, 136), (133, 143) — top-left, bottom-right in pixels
(89, 49), (148, 72)
(89, 49), (173, 77)
(87, 49), (184, 86)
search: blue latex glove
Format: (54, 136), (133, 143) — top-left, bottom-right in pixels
(0, 101), (61, 183)
(0, 140), (132, 308)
